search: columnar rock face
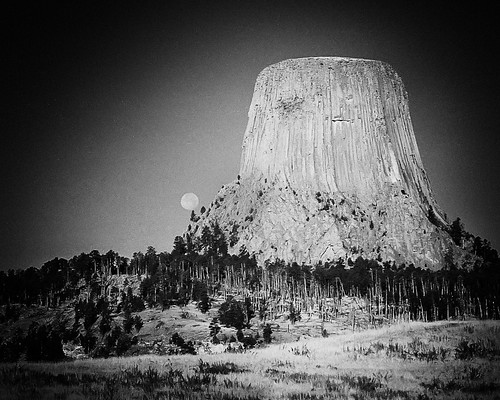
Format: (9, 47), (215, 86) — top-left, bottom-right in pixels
(188, 57), (457, 268)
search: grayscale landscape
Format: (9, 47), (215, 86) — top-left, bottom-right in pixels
(2, 3), (499, 400)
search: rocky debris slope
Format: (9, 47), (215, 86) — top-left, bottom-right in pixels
(189, 57), (459, 268)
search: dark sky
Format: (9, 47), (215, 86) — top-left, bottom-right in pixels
(2, 1), (499, 270)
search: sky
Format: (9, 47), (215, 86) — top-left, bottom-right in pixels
(2, 1), (499, 270)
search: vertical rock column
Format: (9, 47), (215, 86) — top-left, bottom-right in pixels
(239, 57), (444, 221)
(189, 57), (454, 268)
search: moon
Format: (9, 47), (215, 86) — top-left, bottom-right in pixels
(180, 192), (199, 210)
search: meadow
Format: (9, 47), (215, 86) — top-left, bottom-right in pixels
(1, 319), (499, 400)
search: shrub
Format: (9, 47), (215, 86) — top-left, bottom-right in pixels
(99, 313), (112, 336)
(26, 322), (64, 361)
(241, 335), (257, 349)
(219, 297), (246, 330)
(169, 333), (196, 355)
(121, 287), (145, 312)
(263, 324), (272, 344)
(197, 360), (247, 374)
(123, 310), (135, 334)
(0, 328), (25, 362)
(288, 303), (301, 325)
(82, 300), (99, 331)
(209, 317), (221, 338)
(289, 344), (311, 357)
(91, 343), (111, 358)
(455, 338), (494, 360)
(244, 297), (255, 327)
(101, 324), (122, 354)
(198, 291), (211, 313)
(259, 299), (268, 321)
(80, 331), (98, 355)
(116, 333), (133, 356)
(3, 304), (21, 322)
(134, 315), (143, 333)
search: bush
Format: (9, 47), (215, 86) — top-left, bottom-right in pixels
(3, 304), (20, 322)
(102, 324), (122, 352)
(91, 343), (111, 358)
(134, 315), (143, 333)
(219, 296), (246, 330)
(198, 291), (211, 313)
(288, 303), (301, 325)
(209, 317), (221, 338)
(169, 333), (196, 355)
(263, 324), (272, 344)
(99, 313), (112, 336)
(123, 310), (135, 334)
(26, 322), (64, 361)
(455, 338), (495, 360)
(197, 360), (247, 374)
(241, 334), (257, 349)
(0, 328), (25, 362)
(121, 287), (145, 312)
(80, 331), (98, 355)
(116, 333), (133, 356)
(244, 297), (255, 326)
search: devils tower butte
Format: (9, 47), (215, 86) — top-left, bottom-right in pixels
(190, 57), (457, 268)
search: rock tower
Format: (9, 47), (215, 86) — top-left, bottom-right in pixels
(188, 57), (456, 268)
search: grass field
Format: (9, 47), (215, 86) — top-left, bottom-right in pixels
(1, 319), (499, 399)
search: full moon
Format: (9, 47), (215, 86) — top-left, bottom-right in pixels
(180, 192), (199, 210)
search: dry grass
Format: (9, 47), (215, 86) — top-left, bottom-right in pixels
(1, 319), (500, 399)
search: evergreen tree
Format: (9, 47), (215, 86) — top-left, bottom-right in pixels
(288, 303), (301, 325)
(244, 297), (255, 328)
(26, 322), (64, 361)
(190, 210), (198, 222)
(258, 299), (268, 322)
(209, 317), (221, 338)
(123, 310), (135, 334)
(172, 236), (187, 256)
(145, 246), (159, 276)
(116, 333), (133, 356)
(0, 327), (25, 362)
(83, 300), (98, 331)
(263, 324), (272, 344)
(212, 222), (228, 257)
(450, 218), (464, 247)
(219, 296), (246, 330)
(99, 305), (112, 336)
(201, 226), (213, 254)
(198, 290), (211, 313)
(134, 315), (143, 333)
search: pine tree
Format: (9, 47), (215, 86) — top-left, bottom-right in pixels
(133, 315), (143, 333)
(172, 236), (187, 256)
(244, 297), (255, 328)
(198, 290), (211, 313)
(209, 317), (221, 338)
(219, 297), (246, 330)
(288, 303), (301, 325)
(450, 218), (464, 247)
(263, 324), (272, 344)
(123, 310), (135, 334)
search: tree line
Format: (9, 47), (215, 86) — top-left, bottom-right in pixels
(1, 219), (499, 323)
(0, 218), (499, 361)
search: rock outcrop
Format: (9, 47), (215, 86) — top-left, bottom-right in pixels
(188, 57), (458, 268)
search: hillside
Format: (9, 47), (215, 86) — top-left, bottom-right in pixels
(0, 285), (401, 361)
(1, 319), (499, 399)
